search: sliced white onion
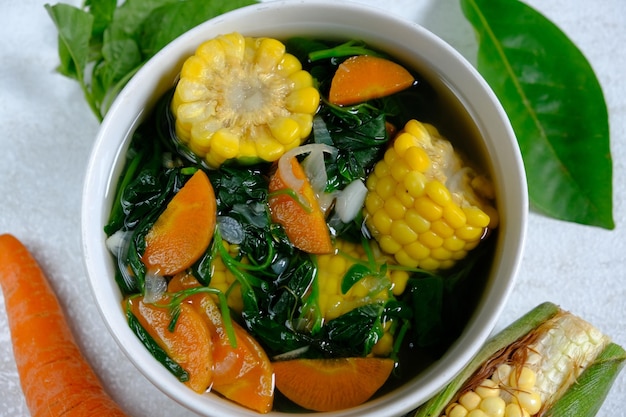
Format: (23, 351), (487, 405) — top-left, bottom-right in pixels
(105, 229), (128, 255)
(277, 143), (337, 198)
(317, 190), (338, 214)
(301, 147), (327, 194)
(334, 179), (368, 223)
(106, 230), (136, 290)
(144, 271), (167, 303)
(312, 115), (332, 144)
(272, 345), (310, 361)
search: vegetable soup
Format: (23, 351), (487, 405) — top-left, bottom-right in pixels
(104, 33), (499, 413)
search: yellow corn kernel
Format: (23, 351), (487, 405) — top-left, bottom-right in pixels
(405, 146), (431, 172)
(403, 118), (430, 141)
(379, 235), (401, 255)
(509, 366), (536, 391)
(425, 180), (452, 206)
(464, 206), (491, 228)
(374, 159), (391, 179)
(479, 396), (505, 417)
(512, 392), (541, 415)
(419, 230), (443, 249)
(378, 177), (400, 203)
(394, 249), (419, 268)
(475, 379), (500, 398)
(384, 196), (407, 220)
(393, 132), (418, 156)
(372, 332), (394, 356)
(443, 203), (467, 229)
(253, 127), (285, 162)
(269, 117), (301, 145)
(171, 32), (319, 168)
(390, 158), (411, 182)
(405, 241), (430, 261)
(456, 225), (483, 241)
(195, 39), (226, 68)
(405, 209), (431, 234)
(431, 219), (454, 239)
(458, 391), (481, 411)
(288, 69), (314, 89)
(365, 192), (384, 215)
(209, 129), (240, 160)
(389, 270), (409, 295)
(403, 170), (427, 198)
(371, 209), (393, 236)
(447, 403), (469, 417)
(286, 86), (320, 114)
(504, 404), (529, 417)
(290, 113), (314, 139)
(277, 53), (302, 77)
(217, 32), (246, 59)
(384, 147), (398, 166)
(395, 185), (415, 208)
(414, 197), (443, 221)
(254, 37), (285, 71)
(430, 247), (452, 261)
(390, 220), (418, 245)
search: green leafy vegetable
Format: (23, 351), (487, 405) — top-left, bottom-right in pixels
(461, 0), (613, 229)
(45, 0), (258, 121)
(127, 305), (190, 382)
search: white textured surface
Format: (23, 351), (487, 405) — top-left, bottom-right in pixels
(0, 0), (624, 416)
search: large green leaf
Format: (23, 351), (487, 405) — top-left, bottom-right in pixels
(461, 0), (614, 229)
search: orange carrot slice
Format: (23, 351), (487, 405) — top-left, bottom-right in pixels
(168, 273), (274, 413)
(211, 321), (274, 414)
(0, 234), (129, 417)
(268, 156), (333, 254)
(127, 296), (213, 393)
(273, 357), (394, 412)
(329, 55), (415, 106)
(142, 169), (216, 276)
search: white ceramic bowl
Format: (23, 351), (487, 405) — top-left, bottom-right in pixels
(82, 1), (527, 416)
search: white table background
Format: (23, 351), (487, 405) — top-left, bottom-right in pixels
(1, 0), (625, 416)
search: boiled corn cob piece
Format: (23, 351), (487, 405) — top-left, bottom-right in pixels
(415, 302), (625, 417)
(171, 32), (320, 169)
(315, 239), (409, 356)
(316, 239), (407, 321)
(363, 119), (497, 271)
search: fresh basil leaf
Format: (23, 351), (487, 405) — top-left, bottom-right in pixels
(45, 4), (93, 82)
(109, 0), (178, 39)
(85, 0), (117, 40)
(102, 27), (143, 81)
(139, 0), (258, 58)
(461, 0), (614, 229)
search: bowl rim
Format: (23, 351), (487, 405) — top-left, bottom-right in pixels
(81, 1), (528, 416)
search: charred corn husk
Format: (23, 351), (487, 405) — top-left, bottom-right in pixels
(363, 119), (497, 271)
(171, 32), (320, 169)
(415, 302), (626, 417)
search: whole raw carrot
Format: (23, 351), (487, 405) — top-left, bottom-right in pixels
(0, 234), (128, 417)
